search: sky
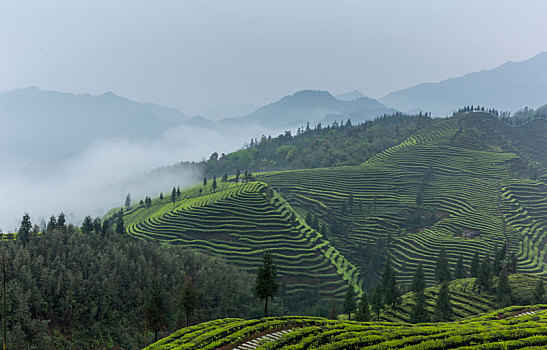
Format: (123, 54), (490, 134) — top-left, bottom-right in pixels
(1, 0), (547, 115)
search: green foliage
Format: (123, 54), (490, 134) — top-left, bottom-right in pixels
(145, 280), (168, 342)
(371, 284), (384, 322)
(470, 251), (480, 278)
(355, 292), (370, 322)
(477, 254), (493, 292)
(179, 281), (198, 327)
(0, 226), (259, 349)
(254, 250), (279, 317)
(496, 269), (513, 308)
(147, 307), (547, 349)
(532, 278), (545, 304)
(409, 289), (429, 323)
(411, 262), (425, 294)
(454, 254), (466, 279)
(122, 181), (362, 311)
(382, 260), (401, 307)
(342, 284), (356, 320)
(435, 248), (452, 284)
(433, 281), (454, 322)
(17, 212), (32, 245)
(81, 215), (93, 234)
(115, 209), (125, 235)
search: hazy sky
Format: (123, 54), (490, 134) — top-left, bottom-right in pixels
(2, 0), (546, 115)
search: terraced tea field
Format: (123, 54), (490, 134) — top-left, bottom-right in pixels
(124, 181), (362, 299)
(120, 112), (546, 300)
(380, 274), (542, 322)
(145, 305), (547, 349)
(258, 113), (547, 286)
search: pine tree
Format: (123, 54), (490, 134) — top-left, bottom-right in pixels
(343, 284), (356, 320)
(435, 248), (452, 284)
(454, 255), (466, 279)
(477, 254), (492, 292)
(177, 186), (181, 199)
(532, 278), (545, 304)
(410, 289), (429, 323)
(328, 298), (338, 320)
(145, 280), (167, 342)
(203, 177), (207, 187)
(179, 280), (198, 327)
(433, 282), (453, 322)
(57, 212), (66, 229)
(145, 196), (152, 213)
(93, 217), (102, 233)
(412, 263), (426, 294)
(383, 260), (401, 307)
(125, 193), (131, 209)
(470, 251), (480, 278)
(116, 209), (125, 235)
(495, 269), (513, 307)
(47, 215), (57, 231)
(171, 187), (176, 206)
(371, 284), (384, 322)
(81, 216), (94, 234)
(222, 172), (228, 182)
(212, 176), (217, 192)
(355, 292), (371, 322)
(18, 212), (32, 245)
(159, 192), (163, 200)
(254, 250), (279, 317)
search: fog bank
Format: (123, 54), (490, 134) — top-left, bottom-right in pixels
(0, 123), (269, 232)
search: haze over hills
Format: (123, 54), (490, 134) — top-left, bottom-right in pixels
(336, 89), (366, 101)
(380, 52), (547, 116)
(221, 90), (395, 128)
(0, 86), (187, 162)
(197, 102), (259, 120)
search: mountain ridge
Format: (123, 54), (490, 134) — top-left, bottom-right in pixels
(380, 52), (547, 115)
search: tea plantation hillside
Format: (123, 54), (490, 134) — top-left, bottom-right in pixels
(258, 112), (547, 287)
(380, 273), (542, 322)
(145, 305), (547, 349)
(123, 181), (362, 303)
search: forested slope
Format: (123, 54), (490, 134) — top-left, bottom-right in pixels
(259, 112), (547, 288)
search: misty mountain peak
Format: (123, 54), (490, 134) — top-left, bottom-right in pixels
(279, 90), (337, 105)
(336, 89), (365, 101)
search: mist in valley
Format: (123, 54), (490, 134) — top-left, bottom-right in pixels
(0, 122), (271, 231)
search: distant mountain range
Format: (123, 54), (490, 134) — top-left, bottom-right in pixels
(0, 87), (187, 161)
(380, 51), (547, 116)
(336, 89), (366, 101)
(3, 51), (547, 162)
(220, 90), (395, 128)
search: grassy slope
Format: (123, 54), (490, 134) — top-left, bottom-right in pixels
(123, 181), (362, 299)
(145, 305), (547, 350)
(258, 113), (547, 286)
(380, 273), (543, 322)
(118, 112), (545, 301)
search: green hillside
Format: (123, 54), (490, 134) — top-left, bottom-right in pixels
(123, 181), (362, 302)
(258, 113), (547, 287)
(119, 112), (546, 303)
(381, 274), (542, 322)
(145, 305), (547, 349)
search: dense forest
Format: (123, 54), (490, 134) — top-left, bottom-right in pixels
(151, 112), (433, 179)
(1, 215), (288, 349)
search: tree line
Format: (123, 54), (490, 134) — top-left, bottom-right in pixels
(341, 247), (545, 323)
(1, 213), (284, 349)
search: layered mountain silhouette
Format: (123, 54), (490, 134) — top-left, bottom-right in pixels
(0, 87), (187, 161)
(221, 90), (394, 128)
(380, 52), (547, 115)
